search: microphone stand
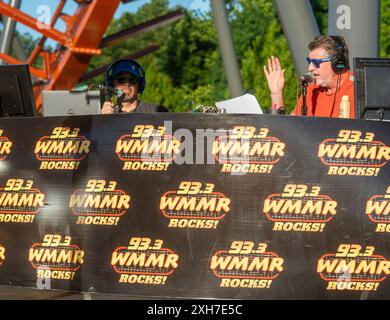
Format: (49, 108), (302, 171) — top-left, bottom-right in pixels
(300, 81), (308, 116)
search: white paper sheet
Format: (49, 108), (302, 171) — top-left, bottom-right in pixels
(215, 93), (263, 114)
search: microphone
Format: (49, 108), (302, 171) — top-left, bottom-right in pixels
(89, 84), (125, 114)
(91, 85), (125, 99)
(298, 72), (314, 84)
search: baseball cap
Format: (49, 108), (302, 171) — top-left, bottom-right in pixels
(110, 60), (143, 79)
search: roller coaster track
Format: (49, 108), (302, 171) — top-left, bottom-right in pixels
(0, 0), (183, 111)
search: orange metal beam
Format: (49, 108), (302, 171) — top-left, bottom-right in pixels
(0, 2), (68, 44)
(1, 1), (182, 112)
(33, 0), (121, 109)
(27, 0), (67, 65)
(0, 53), (47, 79)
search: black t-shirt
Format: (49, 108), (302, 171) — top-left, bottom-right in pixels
(100, 96), (169, 113)
(131, 101), (169, 113)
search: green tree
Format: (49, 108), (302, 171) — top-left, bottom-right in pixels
(380, 0), (390, 57)
(158, 10), (227, 107)
(311, 0), (328, 34)
(229, 0), (297, 111)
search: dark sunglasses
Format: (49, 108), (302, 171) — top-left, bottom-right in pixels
(114, 76), (138, 85)
(306, 57), (333, 68)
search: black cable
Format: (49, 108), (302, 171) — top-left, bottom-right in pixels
(329, 73), (342, 117)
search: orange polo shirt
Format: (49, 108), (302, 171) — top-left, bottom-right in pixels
(292, 72), (355, 118)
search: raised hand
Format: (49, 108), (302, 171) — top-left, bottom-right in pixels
(263, 56), (286, 109)
(263, 56), (286, 95)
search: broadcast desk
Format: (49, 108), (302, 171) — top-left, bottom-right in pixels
(0, 114), (388, 300)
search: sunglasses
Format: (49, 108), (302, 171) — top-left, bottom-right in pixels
(114, 76), (138, 85)
(306, 57), (333, 68)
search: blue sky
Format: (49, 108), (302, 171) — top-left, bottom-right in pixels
(13, 0), (210, 37)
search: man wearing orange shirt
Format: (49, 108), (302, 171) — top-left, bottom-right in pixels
(264, 35), (355, 118)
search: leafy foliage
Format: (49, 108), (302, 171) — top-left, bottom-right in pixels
(380, 0), (390, 57)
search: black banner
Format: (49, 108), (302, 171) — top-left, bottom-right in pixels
(0, 114), (388, 299)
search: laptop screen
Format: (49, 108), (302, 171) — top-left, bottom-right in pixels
(42, 91), (101, 117)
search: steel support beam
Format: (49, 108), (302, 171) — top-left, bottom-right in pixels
(34, 0), (122, 110)
(100, 10), (184, 48)
(79, 45), (160, 82)
(27, 0), (67, 65)
(328, 0), (379, 66)
(0, 0), (22, 65)
(211, 0), (244, 98)
(274, 0), (320, 75)
(0, 52), (47, 78)
(0, 1), (68, 44)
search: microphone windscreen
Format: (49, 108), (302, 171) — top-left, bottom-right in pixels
(299, 72), (314, 83)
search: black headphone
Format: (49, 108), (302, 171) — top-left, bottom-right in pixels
(105, 59), (146, 93)
(330, 35), (349, 74)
